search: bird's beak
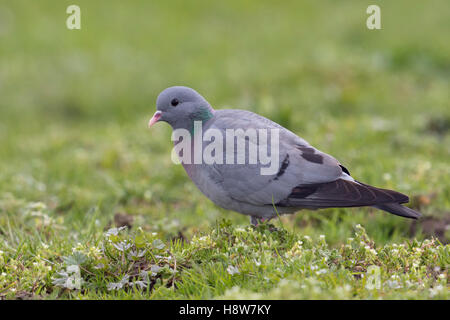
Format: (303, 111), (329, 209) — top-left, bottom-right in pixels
(148, 111), (162, 128)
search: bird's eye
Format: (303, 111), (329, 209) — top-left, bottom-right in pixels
(171, 98), (179, 107)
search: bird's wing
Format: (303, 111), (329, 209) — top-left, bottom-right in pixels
(203, 109), (349, 206)
(276, 180), (409, 208)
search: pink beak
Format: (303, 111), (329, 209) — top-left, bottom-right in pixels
(148, 111), (162, 128)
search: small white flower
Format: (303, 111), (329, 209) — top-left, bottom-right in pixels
(113, 240), (133, 252)
(152, 239), (165, 250)
(128, 249), (145, 259)
(385, 280), (401, 289)
(429, 285), (444, 298)
(132, 280), (148, 290)
(67, 265), (80, 274)
(28, 201), (47, 211)
(105, 226), (127, 237)
(150, 265), (161, 276)
(316, 269), (328, 275)
(107, 275), (130, 291)
(94, 263), (105, 270)
(227, 265), (240, 275)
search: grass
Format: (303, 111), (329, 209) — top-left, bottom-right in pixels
(0, 216), (448, 299)
(0, 0), (449, 299)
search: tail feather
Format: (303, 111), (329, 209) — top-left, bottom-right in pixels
(374, 203), (421, 219)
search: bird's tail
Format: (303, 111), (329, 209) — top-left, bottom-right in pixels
(373, 203), (421, 219)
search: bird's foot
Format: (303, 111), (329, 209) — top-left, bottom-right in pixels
(250, 217), (278, 232)
(250, 216), (267, 227)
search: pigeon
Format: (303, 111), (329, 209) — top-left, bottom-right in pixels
(148, 86), (421, 225)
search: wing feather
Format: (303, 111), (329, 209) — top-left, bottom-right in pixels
(276, 179), (409, 208)
(204, 110), (346, 206)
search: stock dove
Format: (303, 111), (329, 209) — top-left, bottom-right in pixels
(148, 86), (421, 225)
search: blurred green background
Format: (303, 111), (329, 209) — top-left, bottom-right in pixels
(0, 0), (449, 245)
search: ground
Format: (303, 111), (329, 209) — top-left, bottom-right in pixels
(0, 1), (449, 299)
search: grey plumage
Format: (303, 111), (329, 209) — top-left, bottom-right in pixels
(149, 86), (421, 225)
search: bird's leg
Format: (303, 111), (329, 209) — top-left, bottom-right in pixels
(250, 216), (267, 226)
(251, 216), (279, 232)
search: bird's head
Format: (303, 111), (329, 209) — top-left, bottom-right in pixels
(149, 86), (215, 130)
